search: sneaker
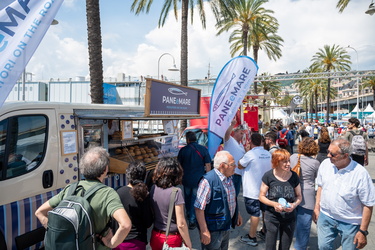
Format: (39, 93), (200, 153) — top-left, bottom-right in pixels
(256, 230), (266, 241)
(239, 234), (258, 246)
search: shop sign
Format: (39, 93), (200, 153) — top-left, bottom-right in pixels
(145, 79), (201, 116)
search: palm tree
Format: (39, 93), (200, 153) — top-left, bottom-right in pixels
(131, 0), (227, 87)
(257, 72), (281, 121)
(258, 73), (281, 107)
(310, 44), (351, 121)
(227, 26), (283, 63)
(336, 0), (351, 12)
(131, 0), (230, 131)
(215, 0), (282, 93)
(362, 76), (375, 108)
(86, 0), (104, 103)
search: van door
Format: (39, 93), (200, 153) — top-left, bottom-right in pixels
(0, 108), (71, 249)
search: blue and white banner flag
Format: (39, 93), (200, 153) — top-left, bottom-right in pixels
(208, 56), (258, 158)
(0, 0), (64, 107)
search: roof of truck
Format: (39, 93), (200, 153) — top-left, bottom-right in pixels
(1, 101), (205, 120)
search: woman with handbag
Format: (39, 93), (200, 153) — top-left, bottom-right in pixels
(259, 149), (302, 250)
(290, 137), (320, 250)
(149, 157), (192, 250)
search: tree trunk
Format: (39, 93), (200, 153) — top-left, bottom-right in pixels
(180, 0), (189, 131)
(315, 90), (318, 121)
(253, 46), (259, 94)
(242, 30), (248, 56)
(326, 77), (331, 122)
(86, 0), (104, 104)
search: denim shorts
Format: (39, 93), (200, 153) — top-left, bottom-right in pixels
(244, 197), (265, 217)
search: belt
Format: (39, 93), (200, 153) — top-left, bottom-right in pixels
(153, 228), (179, 236)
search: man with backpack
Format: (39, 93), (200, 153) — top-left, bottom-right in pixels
(277, 126), (293, 153)
(342, 118), (369, 166)
(35, 147), (132, 249)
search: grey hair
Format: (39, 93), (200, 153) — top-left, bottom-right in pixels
(213, 150), (230, 169)
(79, 147), (109, 180)
(331, 138), (351, 154)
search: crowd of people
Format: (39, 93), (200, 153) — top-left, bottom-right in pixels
(35, 116), (375, 250)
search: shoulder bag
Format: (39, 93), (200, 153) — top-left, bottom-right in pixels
(291, 154), (301, 176)
(162, 188), (189, 250)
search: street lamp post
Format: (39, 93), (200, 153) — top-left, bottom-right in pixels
(157, 53), (179, 80)
(346, 46), (359, 122)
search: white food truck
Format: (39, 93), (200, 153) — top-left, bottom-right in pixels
(0, 79), (202, 249)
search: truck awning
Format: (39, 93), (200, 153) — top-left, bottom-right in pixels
(74, 109), (206, 120)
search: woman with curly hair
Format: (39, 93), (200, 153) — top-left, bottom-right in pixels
(316, 127), (331, 163)
(114, 162), (153, 250)
(290, 137), (320, 250)
(149, 157), (192, 250)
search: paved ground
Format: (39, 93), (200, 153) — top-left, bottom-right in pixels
(187, 151), (375, 250)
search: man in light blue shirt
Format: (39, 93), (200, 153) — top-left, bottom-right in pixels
(313, 138), (375, 250)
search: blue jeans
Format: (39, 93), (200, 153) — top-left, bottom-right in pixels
(294, 206), (313, 250)
(183, 186), (197, 223)
(201, 230), (229, 250)
(232, 174), (242, 197)
(317, 212), (359, 250)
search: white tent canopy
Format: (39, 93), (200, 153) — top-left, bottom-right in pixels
(351, 104), (360, 112)
(271, 108), (294, 125)
(363, 103), (375, 113)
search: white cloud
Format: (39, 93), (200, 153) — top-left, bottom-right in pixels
(26, 0), (374, 82)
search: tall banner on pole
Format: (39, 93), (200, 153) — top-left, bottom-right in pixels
(0, 0), (64, 107)
(208, 56), (258, 158)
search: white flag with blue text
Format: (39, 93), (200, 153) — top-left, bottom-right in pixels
(208, 56), (258, 158)
(0, 0), (64, 107)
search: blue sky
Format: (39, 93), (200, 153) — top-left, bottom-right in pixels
(19, 0), (375, 81)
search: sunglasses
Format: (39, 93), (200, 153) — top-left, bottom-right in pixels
(327, 150), (343, 157)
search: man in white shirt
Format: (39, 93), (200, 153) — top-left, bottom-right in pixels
(238, 133), (272, 246)
(313, 138), (375, 250)
(224, 119), (247, 197)
(305, 123), (313, 138)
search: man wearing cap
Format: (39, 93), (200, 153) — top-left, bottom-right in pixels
(224, 118), (247, 197)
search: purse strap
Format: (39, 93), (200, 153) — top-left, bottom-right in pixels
(165, 187), (178, 241)
(292, 154), (301, 176)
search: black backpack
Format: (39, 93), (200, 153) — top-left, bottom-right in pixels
(45, 182), (107, 250)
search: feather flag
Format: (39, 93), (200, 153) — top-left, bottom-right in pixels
(0, 0), (64, 107)
(208, 56), (258, 158)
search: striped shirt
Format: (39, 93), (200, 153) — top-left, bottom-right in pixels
(194, 168), (236, 218)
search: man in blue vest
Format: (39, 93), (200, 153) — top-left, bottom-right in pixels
(194, 151), (243, 250)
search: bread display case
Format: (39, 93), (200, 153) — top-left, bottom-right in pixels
(107, 130), (179, 174)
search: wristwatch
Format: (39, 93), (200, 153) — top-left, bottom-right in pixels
(358, 229), (369, 236)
